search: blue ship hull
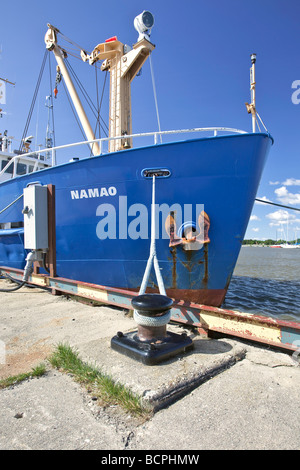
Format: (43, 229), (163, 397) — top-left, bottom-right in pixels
(0, 132), (272, 306)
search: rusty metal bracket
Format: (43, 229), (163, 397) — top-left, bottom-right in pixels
(165, 210), (210, 248)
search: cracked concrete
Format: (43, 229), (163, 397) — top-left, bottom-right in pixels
(0, 280), (300, 450)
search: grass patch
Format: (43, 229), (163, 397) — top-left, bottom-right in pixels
(48, 343), (151, 419)
(0, 363), (47, 389)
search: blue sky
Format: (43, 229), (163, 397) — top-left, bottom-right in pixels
(0, 0), (300, 240)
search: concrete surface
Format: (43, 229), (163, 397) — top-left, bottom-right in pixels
(0, 279), (300, 450)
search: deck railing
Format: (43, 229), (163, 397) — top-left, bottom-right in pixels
(0, 127), (248, 177)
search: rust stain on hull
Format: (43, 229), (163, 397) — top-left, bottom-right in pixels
(166, 287), (226, 307)
(165, 209), (211, 294)
(202, 244), (209, 287)
(166, 230), (212, 304)
(170, 246), (177, 289)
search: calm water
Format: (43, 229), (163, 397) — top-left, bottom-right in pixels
(223, 246), (300, 322)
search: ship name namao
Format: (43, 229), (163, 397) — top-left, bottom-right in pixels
(70, 186), (117, 199)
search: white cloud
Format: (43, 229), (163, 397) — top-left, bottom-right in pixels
(269, 181), (280, 185)
(274, 186), (300, 205)
(282, 178), (300, 186)
(250, 215), (260, 221)
(252, 227), (259, 232)
(266, 209), (291, 226)
(266, 209), (300, 226)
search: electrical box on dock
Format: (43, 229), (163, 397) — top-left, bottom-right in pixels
(23, 185), (48, 250)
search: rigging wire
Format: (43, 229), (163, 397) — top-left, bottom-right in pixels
(54, 29), (109, 136)
(255, 198), (300, 212)
(42, 30), (110, 146)
(65, 58), (109, 136)
(94, 64), (101, 140)
(57, 31), (107, 71)
(18, 31), (109, 156)
(60, 79), (88, 146)
(55, 30), (103, 73)
(256, 112), (268, 133)
(149, 55), (162, 143)
(19, 50), (48, 152)
(57, 31), (86, 56)
(93, 68), (108, 140)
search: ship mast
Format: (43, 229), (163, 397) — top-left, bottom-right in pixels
(81, 11), (155, 152)
(45, 12), (155, 154)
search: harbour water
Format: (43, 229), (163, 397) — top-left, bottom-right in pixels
(223, 246), (300, 322)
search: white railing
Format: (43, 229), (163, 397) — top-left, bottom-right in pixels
(0, 153), (50, 179)
(0, 127), (248, 177)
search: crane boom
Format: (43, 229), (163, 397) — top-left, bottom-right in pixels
(45, 25), (100, 156)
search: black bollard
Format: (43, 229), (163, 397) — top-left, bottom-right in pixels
(111, 293), (194, 365)
(132, 293), (173, 341)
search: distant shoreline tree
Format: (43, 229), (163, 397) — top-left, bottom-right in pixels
(243, 238), (300, 246)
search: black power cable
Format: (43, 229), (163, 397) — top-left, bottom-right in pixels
(0, 275), (26, 292)
(0, 282), (26, 292)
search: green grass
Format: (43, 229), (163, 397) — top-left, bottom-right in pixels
(48, 343), (151, 419)
(0, 363), (47, 389)
(0, 344), (151, 420)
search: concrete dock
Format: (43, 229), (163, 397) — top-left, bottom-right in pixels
(0, 279), (299, 450)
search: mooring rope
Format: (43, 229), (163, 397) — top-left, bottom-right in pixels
(0, 194), (23, 215)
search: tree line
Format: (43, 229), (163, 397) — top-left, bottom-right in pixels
(243, 238), (300, 245)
